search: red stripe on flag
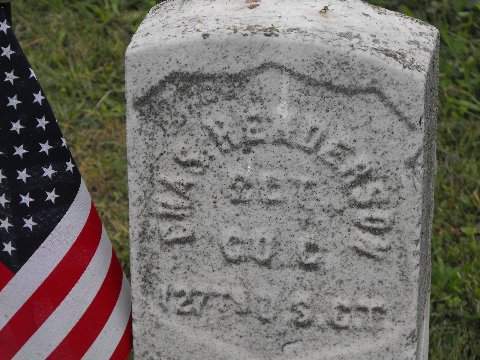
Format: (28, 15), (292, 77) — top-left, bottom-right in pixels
(0, 203), (101, 359)
(0, 261), (13, 292)
(110, 315), (133, 360)
(47, 249), (123, 359)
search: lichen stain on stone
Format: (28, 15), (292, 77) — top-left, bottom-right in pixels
(337, 32), (361, 41)
(226, 24), (280, 37)
(372, 47), (425, 72)
(246, 0), (261, 10)
(319, 5), (330, 15)
(365, 2), (434, 29)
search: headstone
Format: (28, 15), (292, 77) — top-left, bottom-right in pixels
(126, 1), (439, 359)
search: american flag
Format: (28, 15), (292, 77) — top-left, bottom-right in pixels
(0, 4), (132, 359)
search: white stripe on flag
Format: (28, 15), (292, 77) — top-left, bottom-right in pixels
(0, 180), (91, 329)
(83, 275), (131, 360)
(12, 228), (112, 360)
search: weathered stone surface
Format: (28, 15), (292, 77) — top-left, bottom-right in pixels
(126, 1), (439, 359)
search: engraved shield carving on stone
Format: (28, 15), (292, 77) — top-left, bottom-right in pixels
(132, 63), (419, 358)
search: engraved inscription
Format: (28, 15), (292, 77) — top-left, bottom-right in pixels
(155, 176), (194, 219)
(339, 152), (397, 258)
(226, 172), (314, 205)
(296, 235), (322, 268)
(134, 63), (413, 357)
(354, 209), (393, 235)
(290, 291), (314, 328)
(173, 143), (209, 175)
(160, 224), (195, 244)
(172, 284), (206, 316)
(252, 231), (275, 265)
(255, 289), (277, 323)
(154, 175), (196, 244)
(260, 172), (285, 204)
(220, 227), (276, 265)
(227, 175), (254, 204)
(159, 281), (389, 334)
(349, 180), (389, 208)
(329, 298), (387, 331)
(220, 226), (244, 262)
(158, 282), (249, 317)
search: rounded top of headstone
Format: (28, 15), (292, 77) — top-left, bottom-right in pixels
(128, 0), (438, 74)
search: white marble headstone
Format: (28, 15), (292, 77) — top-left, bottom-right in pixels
(126, 1), (439, 359)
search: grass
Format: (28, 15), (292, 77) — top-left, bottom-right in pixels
(11, 0), (479, 358)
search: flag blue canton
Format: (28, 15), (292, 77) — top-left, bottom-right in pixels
(0, 11), (81, 273)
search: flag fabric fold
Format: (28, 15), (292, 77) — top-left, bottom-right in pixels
(0, 4), (132, 359)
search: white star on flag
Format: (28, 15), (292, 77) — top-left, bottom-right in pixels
(39, 140), (53, 155)
(0, 19), (10, 34)
(33, 90), (45, 105)
(4, 69), (18, 85)
(29, 67), (37, 79)
(19, 193), (34, 207)
(36, 115), (49, 130)
(13, 144), (28, 159)
(0, 169), (6, 183)
(16, 168), (31, 183)
(7, 94), (21, 109)
(0, 193), (9, 208)
(10, 120), (24, 134)
(23, 216), (37, 231)
(0, 217), (13, 232)
(2, 241), (15, 256)
(45, 188), (60, 204)
(65, 159), (75, 173)
(1, 44), (14, 59)
(42, 164), (57, 179)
